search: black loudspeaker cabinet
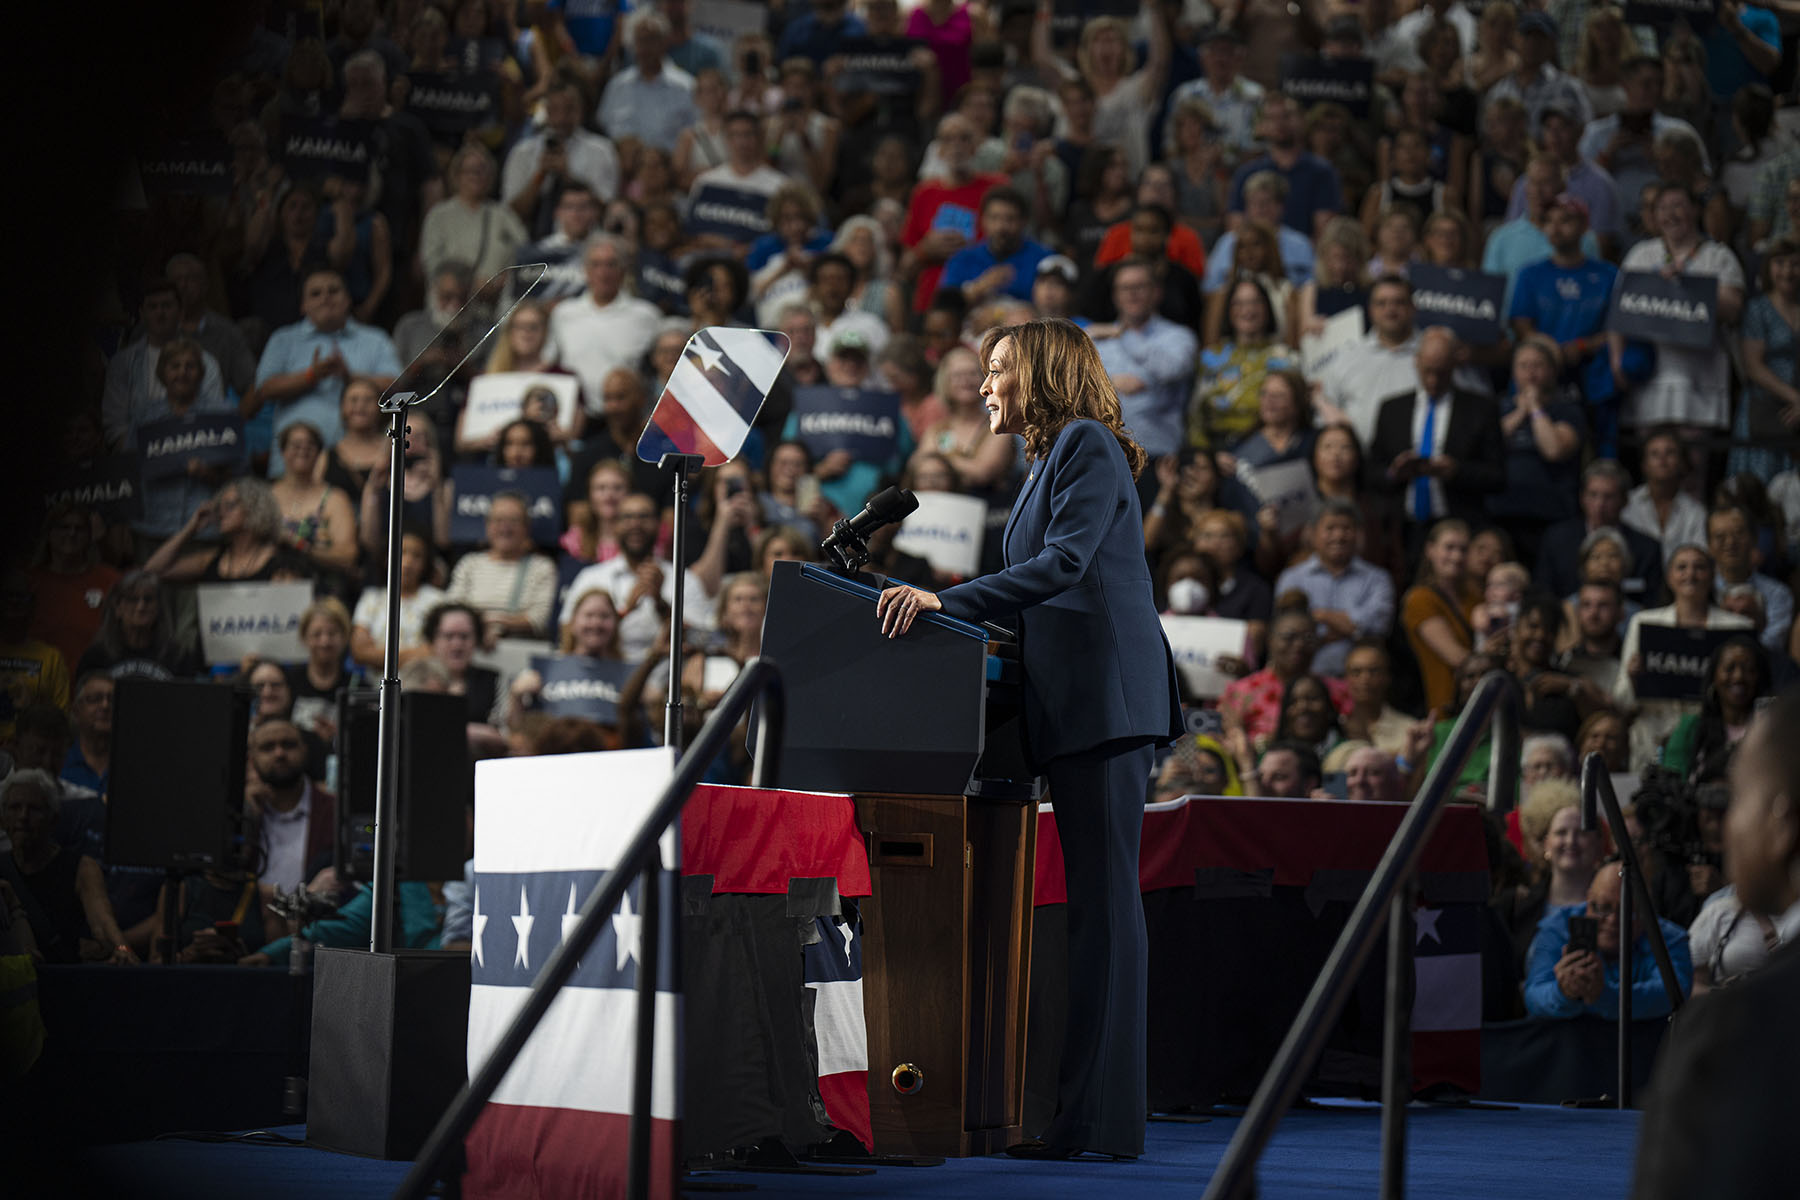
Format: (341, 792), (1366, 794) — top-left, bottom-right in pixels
(335, 688), (470, 883)
(307, 946), (471, 1159)
(107, 678), (251, 870)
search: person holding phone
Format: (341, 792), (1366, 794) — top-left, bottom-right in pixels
(876, 319), (1182, 1160)
(1522, 862), (1692, 1020)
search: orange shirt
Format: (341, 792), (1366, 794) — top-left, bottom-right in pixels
(1094, 223), (1208, 278)
(1402, 584), (1477, 715)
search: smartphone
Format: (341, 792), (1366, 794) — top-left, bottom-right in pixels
(725, 477), (746, 498)
(1567, 915), (1599, 956)
(795, 475), (821, 514)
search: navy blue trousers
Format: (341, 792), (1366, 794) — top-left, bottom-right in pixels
(1040, 738), (1154, 1157)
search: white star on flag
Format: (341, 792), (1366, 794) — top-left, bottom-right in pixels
(691, 339), (726, 374)
(471, 886), (487, 968)
(562, 883), (582, 950)
(513, 886), (535, 968)
(837, 920), (854, 963)
(1415, 906), (1443, 946)
(613, 888), (641, 971)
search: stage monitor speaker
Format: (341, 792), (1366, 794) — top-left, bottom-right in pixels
(334, 688), (470, 883)
(107, 678), (251, 870)
(307, 946), (471, 1159)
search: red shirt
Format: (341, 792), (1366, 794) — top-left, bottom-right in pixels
(902, 172), (1007, 313)
(29, 564), (120, 674)
(1218, 667), (1353, 744)
(1095, 222), (1208, 277)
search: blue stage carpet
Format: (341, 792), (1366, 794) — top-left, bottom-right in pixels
(70, 1101), (1639, 1199)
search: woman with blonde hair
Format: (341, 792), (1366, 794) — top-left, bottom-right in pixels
(1030, 1), (1170, 178)
(876, 318), (1181, 1161)
(1574, 7), (1641, 121)
(1294, 216), (1370, 339)
(1496, 776), (1605, 979)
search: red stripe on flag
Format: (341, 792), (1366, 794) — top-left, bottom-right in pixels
(652, 389), (724, 463)
(465, 1103), (679, 1200)
(817, 1070), (873, 1151)
(1411, 1029), (1481, 1095)
(682, 785), (872, 896)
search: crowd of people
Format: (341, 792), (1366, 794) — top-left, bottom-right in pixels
(5, 0), (1800, 1069)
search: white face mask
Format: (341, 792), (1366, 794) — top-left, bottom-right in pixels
(1168, 577), (1210, 614)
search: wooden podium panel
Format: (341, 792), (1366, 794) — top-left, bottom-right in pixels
(854, 793), (1037, 1157)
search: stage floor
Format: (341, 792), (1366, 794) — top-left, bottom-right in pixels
(64, 1100), (1640, 1200)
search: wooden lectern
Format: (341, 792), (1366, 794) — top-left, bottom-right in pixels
(759, 563), (1039, 1157)
(855, 792), (1037, 1156)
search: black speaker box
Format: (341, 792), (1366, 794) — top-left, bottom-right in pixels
(307, 946), (471, 1159)
(334, 688), (470, 883)
(107, 678), (251, 869)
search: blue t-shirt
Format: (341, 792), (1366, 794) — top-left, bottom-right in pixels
(556, 0), (631, 57)
(1508, 256), (1617, 344)
(940, 238), (1053, 302)
(1703, 7), (1780, 95)
(1227, 152), (1344, 236)
(1482, 221), (1601, 313)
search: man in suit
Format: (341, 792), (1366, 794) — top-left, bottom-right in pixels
(1364, 328), (1505, 553)
(1534, 459), (1664, 606)
(1632, 685), (1800, 1199)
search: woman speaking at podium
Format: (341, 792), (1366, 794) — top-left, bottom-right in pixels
(876, 318), (1183, 1161)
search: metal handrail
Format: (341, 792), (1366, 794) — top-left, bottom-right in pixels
(1577, 753), (1686, 1109)
(395, 657), (787, 1200)
(1203, 671), (1522, 1200)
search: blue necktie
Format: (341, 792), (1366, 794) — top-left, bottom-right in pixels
(1413, 397), (1437, 523)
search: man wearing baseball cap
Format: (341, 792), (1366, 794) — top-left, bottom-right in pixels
(1482, 156), (1601, 314)
(1483, 10), (1592, 137)
(1507, 191), (1630, 456)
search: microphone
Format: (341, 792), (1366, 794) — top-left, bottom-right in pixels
(821, 486), (919, 570)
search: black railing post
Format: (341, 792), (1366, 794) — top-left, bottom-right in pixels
(1577, 754), (1686, 1111)
(627, 846), (663, 1200)
(1380, 878), (1416, 1200)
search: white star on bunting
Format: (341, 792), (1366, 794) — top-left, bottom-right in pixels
(1414, 906), (1443, 946)
(613, 888), (642, 971)
(562, 883), (582, 950)
(513, 887), (535, 968)
(471, 886), (487, 968)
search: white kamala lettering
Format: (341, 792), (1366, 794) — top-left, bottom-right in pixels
(1414, 290), (1496, 320)
(146, 427), (238, 458)
(1619, 292), (1709, 323)
(797, 412), (896, 437)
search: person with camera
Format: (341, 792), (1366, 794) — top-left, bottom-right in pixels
(502, 81), (621, 236)
(1523, 861), (1691, 1020)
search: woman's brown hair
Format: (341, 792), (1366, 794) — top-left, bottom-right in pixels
(978, 319), (1148, 479)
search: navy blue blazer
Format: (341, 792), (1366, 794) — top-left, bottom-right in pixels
(938, 419), (1184, 767)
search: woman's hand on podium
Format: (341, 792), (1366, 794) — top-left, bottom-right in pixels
(876, 584), (942, 639)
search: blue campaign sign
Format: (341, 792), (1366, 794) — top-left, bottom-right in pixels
(1410, 263), (1508, 345)
(531, 654), (635, 725)
(46, 456), (144, 521)
(637, 249), (690, 315)
(449, 465), (563, 546)
(136, 412), (246, 480)
(406, 71), (502, 142)
(832, 36), (919, 97)
(1279, 54), (1375, 120)
(685, 184), (772, 243)
(789, 386), (902, 462)
(280, 115), (376, 182)
(140, 136), (232, 196)
(1606, 271), (1719, 351)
